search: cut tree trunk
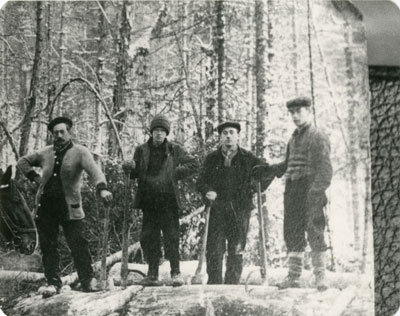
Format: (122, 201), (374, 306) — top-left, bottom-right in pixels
(11, 284), (358, 316)
(13, 286), (142, 316)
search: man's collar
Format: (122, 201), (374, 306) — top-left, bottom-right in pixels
(148, 137), (168, 149)
(294, 122), (311, 136)
(219, 145), (244, 157)
(53, 139), (73, 154)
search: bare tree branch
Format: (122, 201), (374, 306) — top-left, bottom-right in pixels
(48, 77), (125, 158)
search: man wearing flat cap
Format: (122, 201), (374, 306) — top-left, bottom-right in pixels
(17, 116), (113, 297)
(122, 113), (198, 287)
(253, 96), (332, 290)
(197, 120), (273, 284)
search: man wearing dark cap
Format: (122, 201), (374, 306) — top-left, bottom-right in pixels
(122, 114), (198, 287)
(197, 120), (273, 284)
(253, 96), (332, 290)
(17, 117), (113, 297)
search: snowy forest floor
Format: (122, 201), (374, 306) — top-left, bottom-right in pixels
(0, 260), (374, 316)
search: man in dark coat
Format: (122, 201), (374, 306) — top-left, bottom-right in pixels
(17, 117), (113, 297)
(122, 114), (198, 287)
(197, 121), (273, 285)
(253, 97), (333, 290)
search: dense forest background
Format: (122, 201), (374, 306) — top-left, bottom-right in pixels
(0, 0), (372, 282)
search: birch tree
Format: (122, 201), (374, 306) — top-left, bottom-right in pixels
(19, 1), (43, 157)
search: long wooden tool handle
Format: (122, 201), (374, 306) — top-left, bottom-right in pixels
(257, 180), (268, 282)
(121, 174), (130, 288)
(100, 203), (110, 289)
(194, 203), (212, 276)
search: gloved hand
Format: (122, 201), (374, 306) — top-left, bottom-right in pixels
(100, 190), (113, 203)
(252, 164), (270, 178)
(122, 160), (136, 175)
(205, 191), (217, 201)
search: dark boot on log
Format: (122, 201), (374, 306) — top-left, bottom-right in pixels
(139, 261), (162, 286)
(171, 273), (184, 287)
(278, 252), (303, 290)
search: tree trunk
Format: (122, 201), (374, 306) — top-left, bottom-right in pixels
(19, 1), (43, 157)
(306, 0), (316, 124)
(361, 151), (371, 273)
(291, 0), (299, 94)
(255, 0), (274, 280)
(245, 4), (254, 149)
(344, 24), (361, 252)
(369, 66), (400, 316)
(255, 0), (266, 159)
(108, 1), (130, 158)
(56, 1), (66, 117)
(214, 0), (225, 123)
(94, 1), (107, 155)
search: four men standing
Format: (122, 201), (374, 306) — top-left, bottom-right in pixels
(17, 96), (332, 291)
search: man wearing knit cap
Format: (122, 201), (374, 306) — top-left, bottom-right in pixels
(253, 96), (333, 290)
(17, 116), (113, 297)
(197, 120), (274, 284)
(122, 114), (198, 287)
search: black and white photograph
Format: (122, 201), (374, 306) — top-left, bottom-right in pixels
(0, 0), (398, 315)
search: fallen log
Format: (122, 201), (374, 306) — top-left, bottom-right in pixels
(13, 285), (143, 316)
(10, 283), (359, 316)
(0, 244), (141, 286)
(62, 242), (141, 285)
(0, 250), (42, 272)
(125, 284), (358, 316)
(0, 270), (44, 282)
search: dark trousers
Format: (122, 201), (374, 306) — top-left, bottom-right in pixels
(36, 196), (93, 288)
(206, 201), (250, 284)
(284, 178), (328, 252)
(140, 195), (180, 276)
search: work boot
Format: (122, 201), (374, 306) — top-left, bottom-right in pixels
(311, 251), (328, 291)
(277, 275), (300, 289)
(138, 275), (162, 286)
(38, 284), (59, 298)
(139, 261), (162, 286)
(171, 273), (184, 287)
(278, 252), (303, 290)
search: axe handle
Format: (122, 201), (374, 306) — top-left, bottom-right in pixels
(257, 180), (268, 281)
(100, 204), (110, 288)
(194, 203), (212, 276)
(121, 174), (131, 288)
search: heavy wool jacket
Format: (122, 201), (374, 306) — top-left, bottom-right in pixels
(17, 144), (107, 220)
(129, 139), (198, 209)
(197, 146), (274, 212)
(274, 123), (332, 192)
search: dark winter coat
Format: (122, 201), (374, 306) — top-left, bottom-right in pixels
(129, 139), (198, 209)
(197, 146), (273, 212)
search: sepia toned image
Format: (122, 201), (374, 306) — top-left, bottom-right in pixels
(0, 0), (397, 315)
